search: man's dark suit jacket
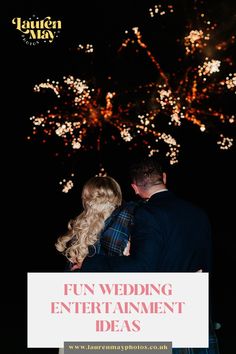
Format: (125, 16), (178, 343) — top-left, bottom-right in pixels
(80, 191), (220, 354)
(80, 190), (212, 272)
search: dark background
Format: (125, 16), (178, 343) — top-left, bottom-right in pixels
(2, 1), (235, 353)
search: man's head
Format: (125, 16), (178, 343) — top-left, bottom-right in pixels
(129, 157), (167, 199)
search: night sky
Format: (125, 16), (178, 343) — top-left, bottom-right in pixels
(3, 1), (235, 353)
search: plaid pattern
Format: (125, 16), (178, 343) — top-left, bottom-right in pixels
(94, 201), (138, 256)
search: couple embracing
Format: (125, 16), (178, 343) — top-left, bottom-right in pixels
(56, 157), (220, 354)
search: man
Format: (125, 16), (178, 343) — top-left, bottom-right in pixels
(81, 157), (212, 272)
(80, 156), (220, 353)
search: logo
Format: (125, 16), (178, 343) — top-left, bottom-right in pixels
(12, 15), (62, 45)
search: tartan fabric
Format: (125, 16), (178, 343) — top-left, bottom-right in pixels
(94, 201), (138, 256)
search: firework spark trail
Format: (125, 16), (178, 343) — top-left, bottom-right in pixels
(132, 27), (169, 86)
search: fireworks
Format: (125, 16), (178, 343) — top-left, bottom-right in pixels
(29, 2), (235, 192)
(149, 3), (174, 18)
(119, 14), (235, 145)
(30, 74), (180, 178)
(60, 177), (74, 193)
(121, 23), (236, 133)
(76, 43), (94, 53)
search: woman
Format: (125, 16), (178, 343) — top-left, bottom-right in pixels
(55, 176), (136, 270)
(56, 176), (136, 354)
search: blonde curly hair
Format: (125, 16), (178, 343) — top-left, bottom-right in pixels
(55, 176), (122, 266)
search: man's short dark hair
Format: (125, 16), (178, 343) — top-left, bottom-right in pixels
(129, 157), (164, 187)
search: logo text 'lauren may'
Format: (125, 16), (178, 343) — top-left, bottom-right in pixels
(12, 16), (62, 44)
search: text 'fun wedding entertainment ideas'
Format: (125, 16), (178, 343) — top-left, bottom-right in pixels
(28, 272), (208, 348)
